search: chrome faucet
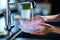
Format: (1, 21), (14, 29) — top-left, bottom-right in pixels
(5, 0), (14, 37)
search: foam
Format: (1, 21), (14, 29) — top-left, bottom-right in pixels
(20, 20), (42, 29)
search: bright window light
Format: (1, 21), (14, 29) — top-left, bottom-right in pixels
(0, 0), (16, 10)
(0, 0), (7, 9)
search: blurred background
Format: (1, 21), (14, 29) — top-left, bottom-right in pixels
(0, 0), (51, 15)
(0, 0), (54, 15)
(0, 0), (60, 15)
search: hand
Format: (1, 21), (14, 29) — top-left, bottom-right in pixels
(31, 23), (54, 35)
(30, 15), (46, 22)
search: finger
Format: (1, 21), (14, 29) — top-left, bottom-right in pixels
(31, 29), (47, 35)
(38, 23), (51, 28)
(29, 15), (45, 22)
(34, 15), (42, 20)
(38, 23), (53, 32)
(31, 31), (46, 35)
(30, 15), (42, 20)
(31, 29), (41, 34)
(31, 31), (41, 35)
(35, 16), (45, 22)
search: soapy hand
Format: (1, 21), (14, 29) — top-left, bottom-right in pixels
(20, 20), (42, 29)
(19, 19), (43, 33)
(20, 15), (45, 29)
(20, 15), (46, 33)
(31, 23), (52, 35)
(20, 15), (52, 34)
(30, 15), (53, 35)
(29, 15), (46, 22)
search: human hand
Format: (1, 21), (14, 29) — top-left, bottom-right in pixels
(31, 23), (54, 35)
(30, 15), (47, 22)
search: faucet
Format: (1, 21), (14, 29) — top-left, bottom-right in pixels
(5, 0), (14, 37)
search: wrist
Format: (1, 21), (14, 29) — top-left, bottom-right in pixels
(51, 26), (60, 34)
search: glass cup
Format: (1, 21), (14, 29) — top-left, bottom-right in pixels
(18, 2), (34, 24)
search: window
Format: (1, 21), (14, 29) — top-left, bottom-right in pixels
(0, 0), (16, 10)
(0, 0), (7, 10)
